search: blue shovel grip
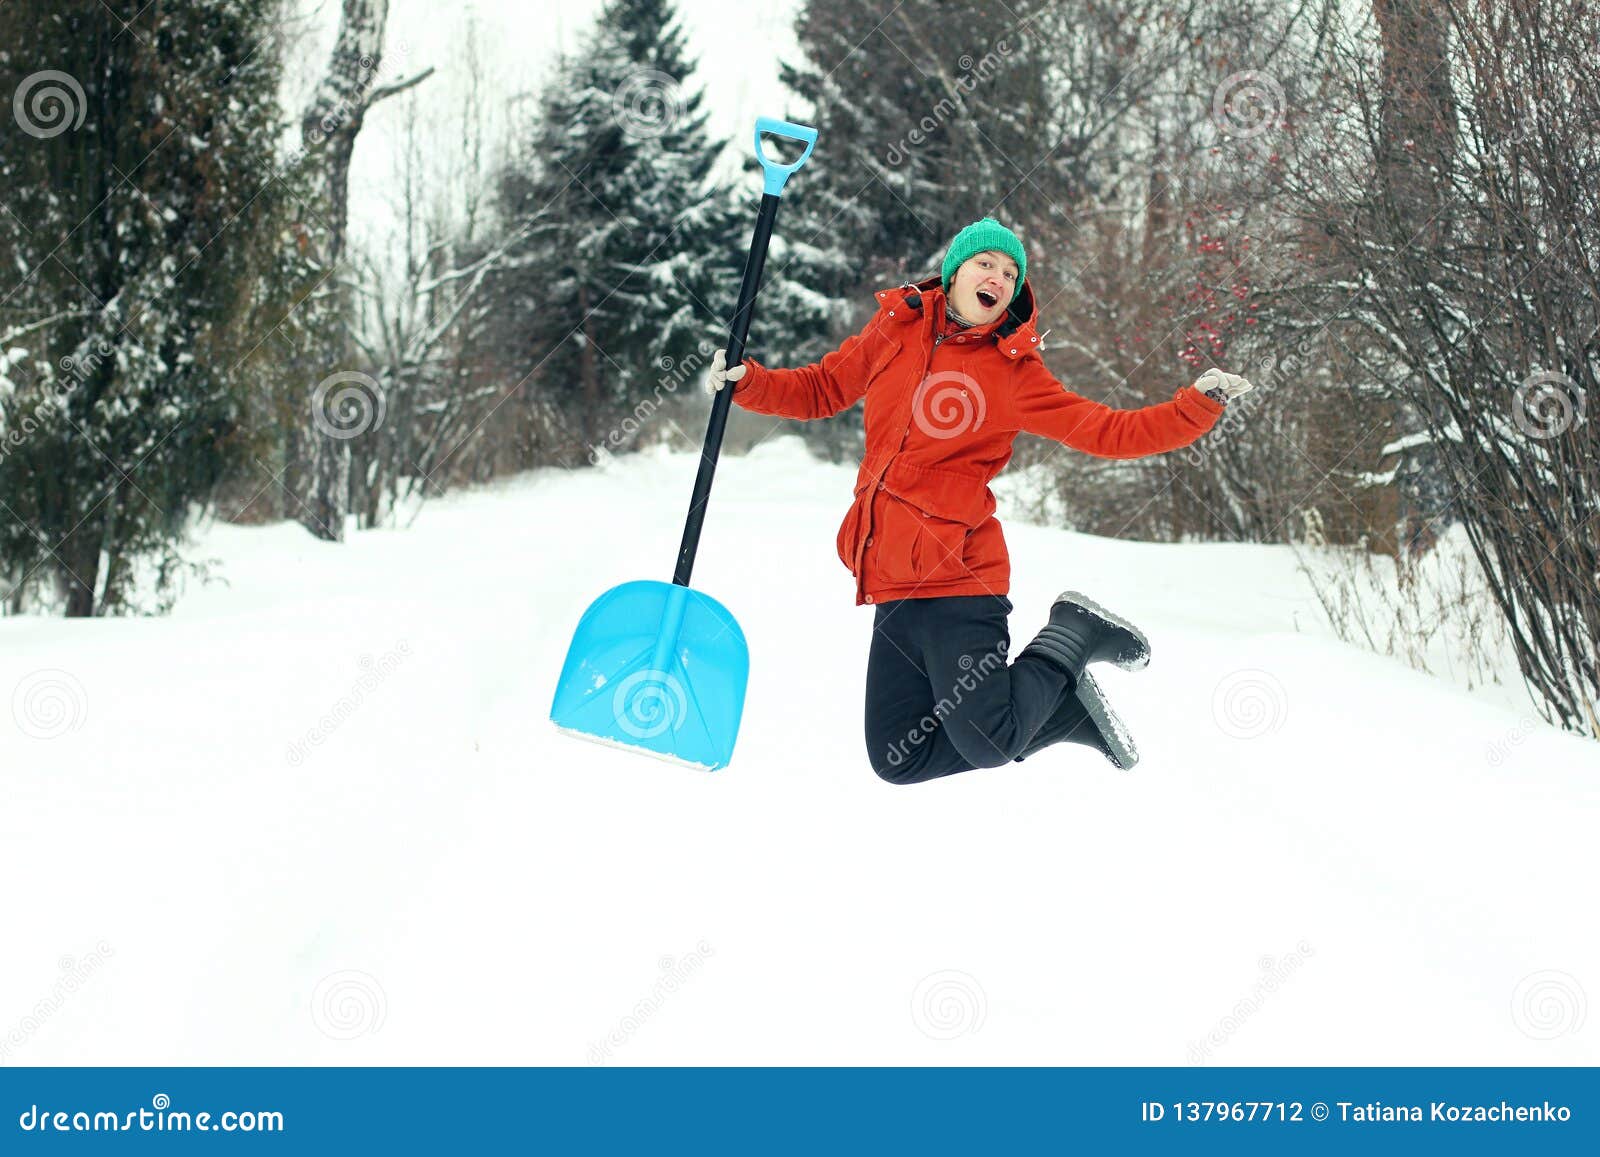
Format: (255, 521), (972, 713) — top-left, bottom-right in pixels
(754, 117), (818, 196)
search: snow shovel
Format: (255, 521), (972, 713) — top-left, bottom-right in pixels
(549, 117), (818, 771)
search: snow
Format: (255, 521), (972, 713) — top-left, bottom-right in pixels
(1379, 429), (1438, 457)
(2, 435), (1597, 1066)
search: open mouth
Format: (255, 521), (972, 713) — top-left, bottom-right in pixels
(975, 289), (998, 309)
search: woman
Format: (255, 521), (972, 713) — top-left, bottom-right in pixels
(707, 217), (1253, 784)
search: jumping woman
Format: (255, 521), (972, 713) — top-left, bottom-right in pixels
(707, 217), (1253, 784)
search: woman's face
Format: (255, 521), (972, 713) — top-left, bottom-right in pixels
(948, 251), (1019, 324)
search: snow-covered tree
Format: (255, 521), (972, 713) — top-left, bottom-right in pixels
(0, 0), (301, 615)
(489, 0), (735, 464)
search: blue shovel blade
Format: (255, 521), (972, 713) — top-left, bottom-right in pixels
(549, 580), (749, 771)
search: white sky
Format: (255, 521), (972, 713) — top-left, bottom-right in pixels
(287, 0), (804, 260)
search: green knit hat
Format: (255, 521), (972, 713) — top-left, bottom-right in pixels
(940, 217), (1027, 293)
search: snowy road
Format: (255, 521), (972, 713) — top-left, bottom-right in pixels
(3, 437), (1595, 1065)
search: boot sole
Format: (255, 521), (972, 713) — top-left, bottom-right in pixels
(1075, 669), (1139, 769)
(1052, 590), (1151, 671)
(1014, 671), (1139, 770)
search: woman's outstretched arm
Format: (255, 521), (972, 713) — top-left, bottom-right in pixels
(1009, 358), (1229, 458)
(708, 309), (892, 421)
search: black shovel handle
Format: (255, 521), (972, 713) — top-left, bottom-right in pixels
(673, 120), (816, 588)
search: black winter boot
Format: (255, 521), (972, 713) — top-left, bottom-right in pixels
(1013, 669), (1138, 769)
(1017, 590), (1151, 677)
(1013, 592), (1148, 770)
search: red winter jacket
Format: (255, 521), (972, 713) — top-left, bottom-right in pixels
(732, 276), (1226, 606)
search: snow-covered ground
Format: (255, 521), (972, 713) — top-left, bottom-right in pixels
(2, 436), (1596, 1066)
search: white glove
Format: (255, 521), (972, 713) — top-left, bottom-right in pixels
(704, 347), (747, 396)
(1191, 367), (1254, 403)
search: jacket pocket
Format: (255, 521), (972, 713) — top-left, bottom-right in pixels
(910, 508), (971, 584)
(881, 460), (995, 527)
(871, 494), (971, 586)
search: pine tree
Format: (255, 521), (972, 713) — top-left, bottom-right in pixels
(800, 0), (1212, 288)
(490, 0), (734, 464)
(0, 0), (304, 615)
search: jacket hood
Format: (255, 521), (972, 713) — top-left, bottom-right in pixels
(872, 274), (1043, 362)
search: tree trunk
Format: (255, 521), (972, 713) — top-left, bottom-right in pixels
(285, 0), (429, 541)
(1372, 0), (1457, 246)
(578, 280), (599, 450)
(58, 503), (105, 618)
(1372, 0), (1458, 555)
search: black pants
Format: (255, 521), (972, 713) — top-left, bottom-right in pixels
(864, 594), (1071, 785)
